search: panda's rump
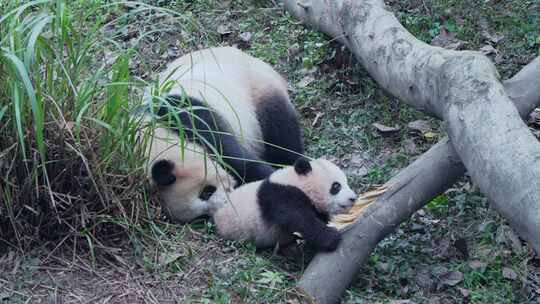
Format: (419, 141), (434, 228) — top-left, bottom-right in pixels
(161, 47), (291, 157)
(213, 181), (292, 247)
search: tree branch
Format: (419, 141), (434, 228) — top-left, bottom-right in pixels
(298, 56), (540, 302)
(282, 0), (540, 302)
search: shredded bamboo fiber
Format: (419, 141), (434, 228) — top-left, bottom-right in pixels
(329, 186), (388, 230)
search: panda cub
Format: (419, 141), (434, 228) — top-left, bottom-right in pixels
(212, 157), (358, 251)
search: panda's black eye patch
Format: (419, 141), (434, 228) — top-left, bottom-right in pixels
(199, 185), (217, 200)
(330, 182), (341, 195)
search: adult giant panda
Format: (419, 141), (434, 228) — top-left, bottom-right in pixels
(139, 47), (304, 223)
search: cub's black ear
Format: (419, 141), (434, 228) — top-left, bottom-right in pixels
(294, 157), (312, 175)
(151, 159), (176, 186)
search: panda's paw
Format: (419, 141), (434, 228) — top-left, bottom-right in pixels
(315, 228), (342, 252)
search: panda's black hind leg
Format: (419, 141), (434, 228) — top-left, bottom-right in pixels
(256, 92), (304, 167)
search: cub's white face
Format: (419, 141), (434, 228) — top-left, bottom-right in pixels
(308, 158), (357, 215)
(270, 158), (357, 216)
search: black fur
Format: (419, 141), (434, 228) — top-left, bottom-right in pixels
(156, 95), (274, 185)
(151, 159), (176, 186)
(258, 179), (341, 252)
(293, 157), (312, 175)
(255, 92), (304, 166)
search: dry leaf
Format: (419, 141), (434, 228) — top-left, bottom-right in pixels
(373, 123), (401, 133)
(60, 121), (76, 132)
(297, 75), (315, 88)
(349, 153), (370, 167)
(217, 24), (232, 35)
(440, 271), (463, 286)
(345, 79), (358, 86)
(403, 138), (419, 155)
(239, 32), (252, 43)
(479, 45), (504, 63)
(431, 27), (466, 50)
(423, 132), (438, 140)
(104, 50), (117, 66)
(288, 45), (301, 57)
(482, 30), (504, 44)
(158, 251), (186, 266)
(408, 120), (432, 134)
(498, 225), (524, 251)
(458, 287), (470, 298)
(479, 44), (497, 55)
(348, 153), (370, 176)
(468, 260), (487, 270)
(428, 297), (442, 304)
(321, 155), (341, 165)
(414, 267), (433, 290)
(218, 0), (232, 8)
(434, 237), (452, 258)
(377, 262), (390, 272)
(494, 53), (504, 64)
(502, 267), (517, 280)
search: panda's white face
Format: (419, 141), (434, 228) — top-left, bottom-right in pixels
(157, 164), (234, 223)
(270, 158), (357, 216)
(308, 158), (357, 215)
(146, 129), (235, 222)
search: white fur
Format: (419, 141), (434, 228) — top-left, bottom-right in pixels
(269, 158), (357, 215)
(212, 158), (357, 248)
(141, 47), (292, 223)
(160, 47), (289, 156)
(144, 123), (235, 222)
(213, 181), (293, 247)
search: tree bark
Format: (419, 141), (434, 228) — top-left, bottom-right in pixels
(504, 56), (540, 117)
(298, 58), (540, 303)
(284, 0), (540, 253)
(281, 0), (540, 303)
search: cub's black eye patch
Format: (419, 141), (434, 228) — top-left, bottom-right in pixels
(330, 182), (341, 195)
(294, 157), (312, 175)
(199, 185), (217, 201)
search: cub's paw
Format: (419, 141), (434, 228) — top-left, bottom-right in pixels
(313, 228), (342, 252)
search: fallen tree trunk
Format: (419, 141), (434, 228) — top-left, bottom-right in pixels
(284, 0), (540, 254)
(280, 1), (540, 303)
(504, 56), (540, 117)
(299, 56), (540, 304)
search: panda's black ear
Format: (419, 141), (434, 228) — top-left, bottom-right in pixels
(151, 159), (177, 186)
(294, 157), (312, 175)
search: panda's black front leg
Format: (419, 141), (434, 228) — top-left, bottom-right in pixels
(258, 180), (342, 252)
(288, 211), (342, 252)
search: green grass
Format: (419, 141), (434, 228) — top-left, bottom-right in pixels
(1, 0), (539, 303)
(0, 0), (195, 252)
(395, 0), (540, 77)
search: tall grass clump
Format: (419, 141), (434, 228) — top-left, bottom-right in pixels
(0, 0), (201, 254)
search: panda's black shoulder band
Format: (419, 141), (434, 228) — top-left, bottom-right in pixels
(156, 94), (275, 184)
